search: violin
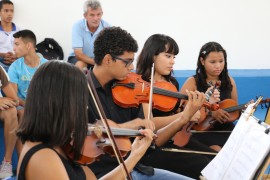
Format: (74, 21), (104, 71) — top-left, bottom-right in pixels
(173, 81), (221, 147)
(64, 121), (143, 165)
(112, 72), (216, 112)
(192, 98), (270, 131)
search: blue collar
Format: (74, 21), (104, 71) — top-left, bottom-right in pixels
(0, 21), (16, 31)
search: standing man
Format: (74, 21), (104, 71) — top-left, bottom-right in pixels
(0, 0), (21, 72)
(68, 0), (110, 71)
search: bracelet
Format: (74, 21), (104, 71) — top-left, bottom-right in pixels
(13, 99), (19, 105)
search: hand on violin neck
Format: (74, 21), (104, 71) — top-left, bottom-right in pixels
(180, 90), (205, 124)
(130, 129), (156, 157)
(185, 90), (205, 109)
(206, 87), (220, 103)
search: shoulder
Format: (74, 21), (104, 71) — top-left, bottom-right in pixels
(180, 76), (197, 93)
(24, 147), (69, 179)
(183, 77), (196, 86)
(8, 58), (23, 70)
(229, 76), (236, 86)
(41, 57), (48, 63)
(13, 23), (21, 31)
(101, 19), (111, 27)
(13, 57), (24, 64)
(73, 19), (85, 28)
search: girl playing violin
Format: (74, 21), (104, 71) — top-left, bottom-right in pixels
(16, 61), (156, 180)
(136, 34), (220, 179)
(180, 42), (238, 150)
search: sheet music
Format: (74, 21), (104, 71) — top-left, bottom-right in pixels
(201, 103), (270, 180)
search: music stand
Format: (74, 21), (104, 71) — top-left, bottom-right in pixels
(265, 105), (270, 125)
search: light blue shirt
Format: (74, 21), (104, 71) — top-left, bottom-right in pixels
(8, 57), (48, 100)
(69, 19), (110, 58)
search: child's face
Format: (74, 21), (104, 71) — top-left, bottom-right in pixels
(0, 4), (14, 23)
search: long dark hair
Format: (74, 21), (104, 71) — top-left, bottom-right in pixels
(17, 61), (89, 160)
(136, 34), (179, 82)
(195, 42), (232, 92)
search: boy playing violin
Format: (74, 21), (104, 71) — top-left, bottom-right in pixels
(86, 26), (216, 179)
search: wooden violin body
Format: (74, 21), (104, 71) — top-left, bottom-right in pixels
(193, 99), (239, 131)
(112, 72), (179, 112)
(173, 82), (221, 147)
(193, 98), (270, 131)
(112, 72), (216, 112)
(173, 122), (194, 147)
(64, 121), (142, 165)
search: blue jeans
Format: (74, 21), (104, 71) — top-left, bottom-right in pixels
(131, 168), (195, 180)
(0, 60), (10, 72)
(68, 56), (93, 70)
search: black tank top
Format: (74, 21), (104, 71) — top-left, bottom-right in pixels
(17, 144), (86, 180)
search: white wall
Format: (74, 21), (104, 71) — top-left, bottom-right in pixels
(11, 0), (270, 70)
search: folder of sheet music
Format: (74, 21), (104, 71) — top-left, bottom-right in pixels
(201, 99), (270, 180)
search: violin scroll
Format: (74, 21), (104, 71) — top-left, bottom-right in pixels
(203, 102), (219, 111)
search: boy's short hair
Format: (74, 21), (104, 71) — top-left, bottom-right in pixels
(13, 29), (37, 47)
(93, 27), (138, 65)
(0, 0), (13, 10)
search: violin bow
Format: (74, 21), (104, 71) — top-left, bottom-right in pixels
(87, 73), (132, 180)
(146, 63), (157, 149)
(147, 63), (155, 120)
(162, 148), (217, 156)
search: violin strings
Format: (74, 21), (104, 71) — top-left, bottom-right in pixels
(154, 87), (188, 100)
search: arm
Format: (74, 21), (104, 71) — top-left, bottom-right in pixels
(230, 76), (238, 103)
(0, 97), (17, 110)
(180, 77), (225, 122)
(0, 52), (16, 64)
(0, 83), (20, 110)
(2, 83), (19, 104)
(208, 76), (238, 123)
(212, 76), (238, 122)
(119, 118), (155, 131)
(10, 82), (25, 106)
(0, 52), (5, 58)
(7, 64), (25, 106)
(72, 21), (95, 66)
(155, 90), (206, 146)
(3, 52), (17, 64)
(151, 112), (183, 130)
(74, 48), (95, 65)
(23, 149), (70, 180)
(142, 103), (184, 130)
(118, 112), (182, 132)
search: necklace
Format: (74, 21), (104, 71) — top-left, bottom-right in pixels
(23, 58), (41, 80)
